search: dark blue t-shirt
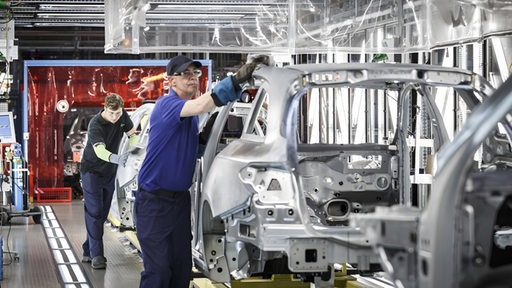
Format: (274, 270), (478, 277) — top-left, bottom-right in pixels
(138, 90), (199, 192)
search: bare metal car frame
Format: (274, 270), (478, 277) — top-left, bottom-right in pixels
(112, 63), (496, 287)
(353, 75), (512, 288)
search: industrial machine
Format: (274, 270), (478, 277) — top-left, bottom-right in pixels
(0, 112), (41, 225)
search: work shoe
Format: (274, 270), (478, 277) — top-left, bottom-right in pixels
(81, 256), (92, 263)
(91, 256), (107, 269)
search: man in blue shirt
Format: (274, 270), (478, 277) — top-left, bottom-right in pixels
(135, 55), (267, 288)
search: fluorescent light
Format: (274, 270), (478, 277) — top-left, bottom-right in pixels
(147, 13), (244, 19)
(33, 22), (104, 27)
(37, 13), (104, 19)
(155, 4), (266, 10)
(38, 4), (104, 11)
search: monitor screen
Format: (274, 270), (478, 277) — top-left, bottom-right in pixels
(0, 112), (16, 143)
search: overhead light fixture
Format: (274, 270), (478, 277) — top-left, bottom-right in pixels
(146, 13), (244, 19)
(38, 4), (104, 11)
(155, 4), (266, 11)
(37, 13), (104, 19)
(34, 22), (104, 27)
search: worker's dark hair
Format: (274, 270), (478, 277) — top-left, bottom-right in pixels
(104, 93), (124, 110)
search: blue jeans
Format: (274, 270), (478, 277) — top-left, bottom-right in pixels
(81, 171), (115, 258)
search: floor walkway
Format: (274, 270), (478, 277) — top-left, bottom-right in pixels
(0, 200), (143, 288)
(0, 200), (393, 288)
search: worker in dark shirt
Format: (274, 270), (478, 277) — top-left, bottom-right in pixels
(80, 93), (137, 269)
(135, 55), (269, 288)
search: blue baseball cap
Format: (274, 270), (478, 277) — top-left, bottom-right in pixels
(166, 55), (202, 76)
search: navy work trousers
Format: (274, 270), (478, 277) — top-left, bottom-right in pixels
(135, 189), (192, 288)
(81, 171), (115, 259)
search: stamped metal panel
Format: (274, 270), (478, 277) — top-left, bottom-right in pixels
(419, 74), (512, 288)
(202, 67), (302, 218)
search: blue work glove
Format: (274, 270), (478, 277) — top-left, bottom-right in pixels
(109, 152), (129, 167)
(211, 76), (242, 107)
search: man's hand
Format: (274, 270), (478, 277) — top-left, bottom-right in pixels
(109, 152), (129, 167)
(211, 55), (271, 106)
(232, 55), (270, 86)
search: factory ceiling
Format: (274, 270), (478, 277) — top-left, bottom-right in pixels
(2, 0), (512, 59)
(5, 0), (105, 56)
(5, 0), (286, 57)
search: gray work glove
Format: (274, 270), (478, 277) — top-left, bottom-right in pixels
(109, 152), (129, 167)
(232, 55), (271, 86)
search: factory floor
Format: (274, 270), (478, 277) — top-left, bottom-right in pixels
(0, 200), (145, 288)
(0, 200), (395, 288)
(0, 200), (232, 288)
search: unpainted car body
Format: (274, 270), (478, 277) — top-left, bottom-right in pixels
(113, 63), (495, 287)
(112, 103), (154, 229)
(352, 75), (512, 288)
(63, 108), (100, 169)
(190, 63), (494, 286)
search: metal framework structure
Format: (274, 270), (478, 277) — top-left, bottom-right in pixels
(3, 1), (512, 55)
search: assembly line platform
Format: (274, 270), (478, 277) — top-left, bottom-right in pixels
(0, 200), (393, 288)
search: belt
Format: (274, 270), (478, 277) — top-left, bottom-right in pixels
(140, 188), (188, 198)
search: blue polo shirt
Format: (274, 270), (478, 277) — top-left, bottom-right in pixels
(138, 90), (199, 192)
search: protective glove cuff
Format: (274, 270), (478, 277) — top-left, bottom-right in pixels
(211, 76), (242, 107)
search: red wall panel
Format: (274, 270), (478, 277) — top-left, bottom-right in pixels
(27, 64), (210, 188)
